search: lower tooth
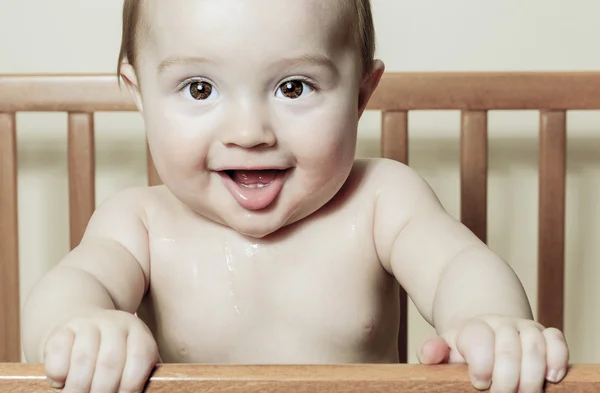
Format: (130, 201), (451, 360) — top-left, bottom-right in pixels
(242, 183), (266, 189)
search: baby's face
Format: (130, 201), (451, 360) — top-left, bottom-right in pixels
(125, 0), (382, 238)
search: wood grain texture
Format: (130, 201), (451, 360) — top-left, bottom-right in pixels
(0, 113), (20, 362)
(0, 75), (135, 112)
(538, 110), (567, 330)
(0, 364), (597, 392)
(2, 73), (600, 113)
(460, 110), (488, 243)
(381, 111), (408, 164)
(381, 111), (409, 363)
(68, 113), (95, 249)
(368, 72), (600, 110)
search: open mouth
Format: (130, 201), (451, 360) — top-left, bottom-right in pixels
(223, 169), (282, 189)
(218, 168), (290, 210)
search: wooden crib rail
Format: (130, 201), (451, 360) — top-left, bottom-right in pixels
(2, 72), (600, 364)
(1, 363), (598, 392)
(369, 72), (600, 110)
(3, 72), (600, 112)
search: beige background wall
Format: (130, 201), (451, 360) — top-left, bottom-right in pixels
(1, 0), (599, 363)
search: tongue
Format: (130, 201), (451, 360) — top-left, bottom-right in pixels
(221, 169), (286, 210)
(232, 170), (279, 186)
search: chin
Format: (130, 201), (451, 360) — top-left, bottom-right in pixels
(226, 218), (284, 239)
(221, 202), (309, 239)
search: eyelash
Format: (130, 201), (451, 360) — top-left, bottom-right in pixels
(175, 76), (319, 96)
(281, 76), (316, 87)
(176, 77), (211, 93)
(278, 77), (318, 93)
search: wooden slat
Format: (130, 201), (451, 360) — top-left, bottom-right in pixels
(381, 111), (408, 164)
(368, 72), (600, 110)
(0, 113), (20, 362)
(538, 110), (567, 330)
(381, 111), (409, 363)
(147, 142), (162, 186)
(68, 113), (95, 249)
(0, 363), (598, 392)
(2, 73), (600, 113)
(460, 111), (488, 243)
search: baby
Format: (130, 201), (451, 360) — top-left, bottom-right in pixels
(22, 1), (569, 392)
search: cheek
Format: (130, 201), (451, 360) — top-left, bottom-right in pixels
(143, 106), (215, 176)
(280, 101), (358, 167)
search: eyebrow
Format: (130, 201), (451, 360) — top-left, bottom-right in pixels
(156, 54), (338, 76)
(157, 56), (212, 75)
(275, 54), (338, 74)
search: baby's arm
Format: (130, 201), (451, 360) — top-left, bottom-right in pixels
(373, 160), (531, 329)
(372, 159), (568, 392)
(22, 188), (157, 392)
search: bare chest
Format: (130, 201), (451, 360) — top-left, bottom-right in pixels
(139, 212), (399, 363)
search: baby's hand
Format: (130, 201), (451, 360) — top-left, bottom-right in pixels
(417, 315), (569, 392)
(42, 309), (159, 393)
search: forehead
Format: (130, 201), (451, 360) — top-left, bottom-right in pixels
(142, 0), (353, 64)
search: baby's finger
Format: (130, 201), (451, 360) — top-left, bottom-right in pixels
(119, 325), (159, 393)
(490, 324), (521, 393)
(416, 336), (450, 365)
(63, 326), (101, 393)
(455, 320), (495, 390)
(89, 325), (127, 393)
(518, 326), (546, 393)
(543, 328), (569, 383)
(43, 328), (75, 388)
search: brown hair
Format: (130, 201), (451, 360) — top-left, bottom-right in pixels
(117, 0), (145, 78)
(117, 0), (376, 77)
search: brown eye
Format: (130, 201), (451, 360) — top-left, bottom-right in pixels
(189, 81), (213, 100)
(279, 80), (304, 99)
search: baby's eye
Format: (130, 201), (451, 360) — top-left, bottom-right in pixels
(276, 80), (314, 99)
(184, 81), (218, 101)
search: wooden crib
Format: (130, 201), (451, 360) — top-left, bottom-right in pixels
(1, 72), (599, 391)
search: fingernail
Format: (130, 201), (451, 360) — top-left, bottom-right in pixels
(473, 379), (491, 390)
(50, 381), (64, 389)
(547, 368), (567, 383)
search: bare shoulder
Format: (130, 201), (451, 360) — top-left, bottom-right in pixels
(90, 185), (173, 222)
(350, 157), (438, 205)
(353, 158), (446, 270)
(90, 186), (156, 224)
(338, 157), (442, 228)
(80, 186), (173, 259)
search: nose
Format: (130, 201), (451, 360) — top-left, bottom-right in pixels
(221, 101), (277, 149)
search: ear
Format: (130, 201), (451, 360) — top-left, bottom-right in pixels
(119, 62), (144, 114)
(357, 59), (385, 118)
